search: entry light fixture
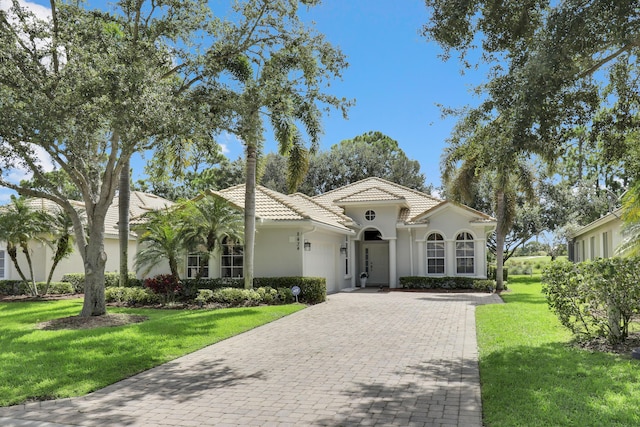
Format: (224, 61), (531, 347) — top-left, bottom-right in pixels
(304, 240), (311, 251)
(340, 243), (348, 255)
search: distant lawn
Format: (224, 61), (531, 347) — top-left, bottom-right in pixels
(0, 299), (304, 407)
(477, 275), (640, 427)
(504, 255), (568, 275)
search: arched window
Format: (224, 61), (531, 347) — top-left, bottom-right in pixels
(456, 232), (474, 274)
(426, 233), (445, 274)
(221, 237), (243, 278)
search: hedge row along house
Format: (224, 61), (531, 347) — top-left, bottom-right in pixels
(0, 178), (497, 292)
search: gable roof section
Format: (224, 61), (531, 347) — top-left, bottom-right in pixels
(334, 187), (408, 205)
(212, 185), (352, 232)
(409, 200), (496, 225)
(312, 177), (443, 224)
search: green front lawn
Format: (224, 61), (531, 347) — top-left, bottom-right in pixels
(0, 299), (304, 407)
(477, 276), (640, 427)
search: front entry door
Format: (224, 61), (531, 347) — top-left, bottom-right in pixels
(362, 242), (389, 285)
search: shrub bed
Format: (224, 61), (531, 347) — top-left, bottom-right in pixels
(105, 286), (161, 305)
(253, 277), (326, 304)
(542, 257), (640, 344)
(400, 276), (496, 291)
(0, 281), (75, 296)
(61, 272), (140, 293)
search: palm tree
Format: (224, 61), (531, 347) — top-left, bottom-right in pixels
(442, 116), (536, 291)
(134, 209), (186, 280)
(0, 196), (51, 295)
(44, 209), (76, 294)
(182, 195), (244, 278)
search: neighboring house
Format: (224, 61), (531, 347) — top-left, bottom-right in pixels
(0, 192), (173, 282)
(196, 177), (497, 293)
(568, 208), (623, 262)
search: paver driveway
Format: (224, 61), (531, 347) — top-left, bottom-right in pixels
(0, 290), (501, 427)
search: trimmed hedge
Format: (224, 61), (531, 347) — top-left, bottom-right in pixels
(253, 277), (326, 304)
(399, 276), (496, 291)
(61, 272), (141, 293)
(105, 287), (160, 305)
(0, 280), (74, 295)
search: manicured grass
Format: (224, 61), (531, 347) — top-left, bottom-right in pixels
(505, 255), (568, 275)
(0, 299), (304, 407)
(477, 275), (640, 427)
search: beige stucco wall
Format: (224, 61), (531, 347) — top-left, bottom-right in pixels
(573, 215), (623, 262)
(0, 235), (137, 282)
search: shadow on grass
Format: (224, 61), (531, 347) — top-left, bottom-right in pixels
(480, 341), (640, 427)
(0, 300), (283, 408)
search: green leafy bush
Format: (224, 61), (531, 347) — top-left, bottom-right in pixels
(277, 287), (294, 304)
(399, 276), (494, 290)
(0, 280), (29, 295)
(253, 277), (326, 304)
(105, 286), (159, 305)
(45, 282), (74, 294)
(62, 272), (139, 293)
(542, 258), (640, 344)
(210, 288), (262, 306)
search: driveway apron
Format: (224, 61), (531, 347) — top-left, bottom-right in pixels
(0, 291), (502, 427)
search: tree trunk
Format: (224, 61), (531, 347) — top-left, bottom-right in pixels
(21, 243), (38, 296)
(119, 160), (131, 287)
(80, 211), (108, 317)
(7, 243), (30, 288)
(45, 234), (70, 294)
(244, 143), (257, 289)
(495, 189), (506, 292)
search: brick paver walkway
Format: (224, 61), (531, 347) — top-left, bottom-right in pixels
(0, 290), (502, 427)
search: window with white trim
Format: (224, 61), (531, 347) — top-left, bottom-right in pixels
(426, 233), (445, 274)
(603, 232), (609, 258)
(221, 238), (243, 278)
(0, 250), (5, 279)
(187, 253), (209, 279)
(455, 232), (474, 274)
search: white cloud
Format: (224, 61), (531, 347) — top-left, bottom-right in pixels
(219, 143), (230, 155)
(3, 145), (57, 184)
(0, 0), (51, 20)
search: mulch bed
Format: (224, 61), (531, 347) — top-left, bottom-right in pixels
(0, 293), (83, 302)
(36, 313), (149, 330)
(577, 332), (640, 356)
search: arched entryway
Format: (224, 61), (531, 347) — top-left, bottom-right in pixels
(359, 228), (389, 286)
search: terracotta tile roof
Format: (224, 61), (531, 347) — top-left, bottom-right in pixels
(312, 177), (443, 224)
(11, 192), (174, 237)
(212, 185), (352, 231)
(334, 187), (407, 204)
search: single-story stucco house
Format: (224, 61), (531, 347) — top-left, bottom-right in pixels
(568, 208), (623, 262)
(0, 178), (497, 292)
(201, 177), (497, 292)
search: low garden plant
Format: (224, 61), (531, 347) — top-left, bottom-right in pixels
(0, 298), (304, 407)
(478, 275), (640, 427)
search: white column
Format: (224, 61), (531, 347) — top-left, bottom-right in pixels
(389, 238), (397, 288)
(417, 240), (425, 276)
(349, 238), (356, 288)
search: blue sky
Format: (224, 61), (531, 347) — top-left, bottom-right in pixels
(240, 0), (487, 190)
(1, 0), (489, 200)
